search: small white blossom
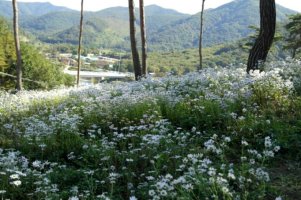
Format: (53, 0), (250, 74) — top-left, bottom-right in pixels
(11, 180), (22, 186)
(264, 136), (272, 148)
(10, 174), (20, 180)
(149, 190), (156, 196)
(241, 140), (248, 146)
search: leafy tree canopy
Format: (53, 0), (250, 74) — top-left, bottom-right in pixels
(284, 14), (301, 58)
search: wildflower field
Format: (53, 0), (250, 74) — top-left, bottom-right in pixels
(0, 60), (301, 200)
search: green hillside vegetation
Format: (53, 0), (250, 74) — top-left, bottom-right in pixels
(20, 44), (74, 90)
(46, 18), (130, 49)
(136, 24), (290, 75)
(22, 11), (80, 36)
(0, 17), (16, 89)
(71, 23), (291, 76)
(0, 17), (74, 90)
(144, 5), (190, 33)
(147, 45), (245, 75)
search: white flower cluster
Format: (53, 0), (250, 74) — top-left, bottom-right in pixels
(0, 60), (296, 199)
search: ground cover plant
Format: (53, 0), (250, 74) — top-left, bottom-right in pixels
(0, 60), (301, 200)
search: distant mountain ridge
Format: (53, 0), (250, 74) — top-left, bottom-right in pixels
(0, 1), (74, 18)
(0, 0), (297, 51)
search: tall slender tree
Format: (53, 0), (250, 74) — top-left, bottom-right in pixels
(199, 0), (205, 71)
(139, 0), (147, 77)
(77, 0), (84, 87)
(129, 0), (142, 80)
(247, 0), (276, 73)
(12, 0), (23, 90)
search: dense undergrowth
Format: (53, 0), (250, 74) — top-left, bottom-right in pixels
(0, 60), (301, 200)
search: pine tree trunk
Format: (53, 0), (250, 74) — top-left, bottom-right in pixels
(139, 0), (147, 77)
(77, 0), (84, 87)
(129, 0), (141, 80)
(12, 0), (22, 90)
(199, 0), (205, 71)
(247, 0), (276, 73)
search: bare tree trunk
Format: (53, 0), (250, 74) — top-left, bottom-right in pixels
(199, 0), (205, 71)
(139, 0), (147, 77)
(129, 0), (141, 80)
(247, 0), (276, 73)
(77, 0), (84, 87)
(12, 0), (22, 90)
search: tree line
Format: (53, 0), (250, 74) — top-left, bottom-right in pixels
(9, 0), (301, 89)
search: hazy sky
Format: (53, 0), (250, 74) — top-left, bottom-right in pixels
(12, 0), (301, 14)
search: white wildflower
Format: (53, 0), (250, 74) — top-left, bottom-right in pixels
(149, 190), (156, 196)
(11, 180), (22, 186)
(10, 174), (20, 180)
(160, 190), (168, 196)
(274, 146), (280, 152)
(238, 116), (245, 121)
(228, 169), (236, 180)
(224, 137), (231, 142)
(241, 140), (248, 146)
(32, 160), (42, 168)
(264, 136), (272, 148)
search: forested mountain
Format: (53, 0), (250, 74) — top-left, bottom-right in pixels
(0, 0), (297, 50)
(22, 11), (80, 35)
(0, 3), (188, 49)
(144, 5), (190, 33)
(149, 0), (297, 50)
(44, 5), (190, 48)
